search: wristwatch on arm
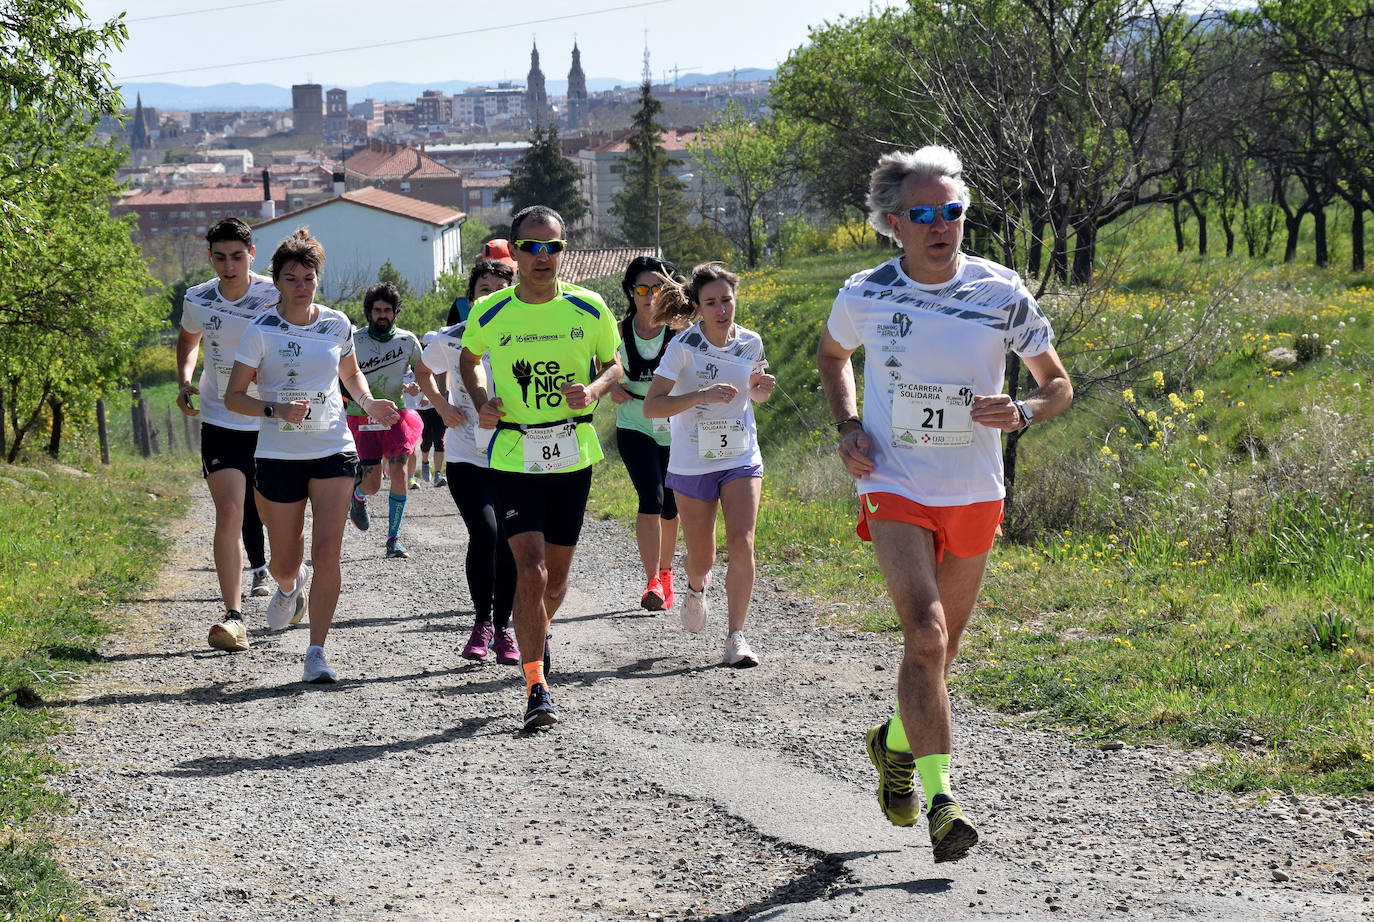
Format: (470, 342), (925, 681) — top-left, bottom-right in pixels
(1014, 399), (1033, 429)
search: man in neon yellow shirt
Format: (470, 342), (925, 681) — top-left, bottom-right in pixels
(459, 205), (622, 731)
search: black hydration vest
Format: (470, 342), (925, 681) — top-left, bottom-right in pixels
(620, 314), (675, 384)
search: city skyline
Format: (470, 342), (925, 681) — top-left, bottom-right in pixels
(81, 0), (901, 89)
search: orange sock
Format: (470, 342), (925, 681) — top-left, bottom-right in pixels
(523, 661), (545, 695)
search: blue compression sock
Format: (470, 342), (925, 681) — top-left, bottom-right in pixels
(387, 492), (407, 539)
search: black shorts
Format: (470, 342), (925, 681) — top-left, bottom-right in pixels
(201, 423), (258, 479)
(489, 466), (593, 546)
(255, 452), (358, 504)
(419, 407), (446, 452)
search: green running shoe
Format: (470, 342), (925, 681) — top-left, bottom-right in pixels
(927, 794), (979, 863)
(864, 721), (919, 827)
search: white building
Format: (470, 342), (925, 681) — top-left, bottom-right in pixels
(576, 130), (705, 236)
(201, 149), (255, 173)
(254, 186), (465, 302)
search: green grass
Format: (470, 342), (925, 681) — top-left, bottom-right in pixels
(0, 459), (190, 920)
(589, 220), (1374, 795)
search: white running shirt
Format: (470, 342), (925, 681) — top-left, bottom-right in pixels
(654, 322), (766, 476)
(179, 272), (279, 431)
(826, 254), (1055, 506)
(420, 322), (493, 468)
(234, 306), (357, 460)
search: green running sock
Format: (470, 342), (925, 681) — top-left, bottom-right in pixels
(885, 706), (911, 753)
(388, 491), (407, 539)
(914, 753), (952, 805)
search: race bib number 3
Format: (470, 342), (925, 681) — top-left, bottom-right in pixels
(277, 388), (329, 432)
(697, 417), (748, 460)
(522, 423), (580, 472)
(892, 381), (974, 448)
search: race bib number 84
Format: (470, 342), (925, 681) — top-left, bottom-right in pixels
(522, 423), (580, 472)
(891, 381), (974, 448)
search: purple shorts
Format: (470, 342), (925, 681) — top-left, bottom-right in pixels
(347, 408), (423, 463)
(665, 463), (763, 501)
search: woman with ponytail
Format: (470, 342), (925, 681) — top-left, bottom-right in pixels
(609, 256), (684, 612)
(641, 264), (776, 667)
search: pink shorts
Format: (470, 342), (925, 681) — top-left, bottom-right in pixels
(856, 493), (1003, 562)
(348, 409), (423, 463)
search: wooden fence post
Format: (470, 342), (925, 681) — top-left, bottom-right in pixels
(164, 408), (176, 457)
(96, 398), (111, 465)
(130, 384), (150, 457)
(140, 396), (158, 456)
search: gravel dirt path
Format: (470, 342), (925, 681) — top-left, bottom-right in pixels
(49, 478), (1374, 920)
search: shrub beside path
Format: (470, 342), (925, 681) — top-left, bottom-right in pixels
(50, 482), (1374, 920)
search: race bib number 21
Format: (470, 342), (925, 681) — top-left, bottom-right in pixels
(891, 381), (974, 448)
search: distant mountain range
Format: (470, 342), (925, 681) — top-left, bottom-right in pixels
(116, 69), (775, 111)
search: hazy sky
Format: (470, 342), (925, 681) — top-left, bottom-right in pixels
(81, 0), (902, 87)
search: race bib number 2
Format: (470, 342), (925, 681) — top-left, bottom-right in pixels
(522, 423), (580, 472)
(892, 381), (974, 448)
(277, 388), (329, 432)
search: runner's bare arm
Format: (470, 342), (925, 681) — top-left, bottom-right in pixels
(338, 352), (399, 426)
(641, 373), (737, 418)
(459, 348), (503, 428)
(561, 355), (624, 410)
(816, 327), (875, 478)
(223, 360), (308, 423)
(415, 358), (466, 428)
(970, 347), (1073, 432)
(176, 328), (202, 416)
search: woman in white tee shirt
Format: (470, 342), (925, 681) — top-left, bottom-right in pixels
(225, 228), (400, 683)
(641, 264), (776, 667)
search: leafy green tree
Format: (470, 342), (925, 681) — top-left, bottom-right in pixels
(496, 123), (588, 231)
(0, 1), (161, 460)
(690, 104), (794, 268)
(1, 2), (127, 247)
(609, 82), (693, 257)
(0, 134), (160, 460)
(770, 8), (933, 220)
(376, 259), (415, 303)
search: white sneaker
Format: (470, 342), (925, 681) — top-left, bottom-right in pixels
(723, 630), (759, 668)
(681, 580), (709, 634)
(265, 564), (310, 631)
(302, 645), (336, 683)
(207, 614), (248, 652)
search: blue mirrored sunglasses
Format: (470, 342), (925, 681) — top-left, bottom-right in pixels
(513, 238), (567, 255)
(907, 202), (966, 225)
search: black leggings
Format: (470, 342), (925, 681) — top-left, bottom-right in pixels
(446, 462), (515, 629)
(616, 427), (677, 519)
(242, 473), (266, 570)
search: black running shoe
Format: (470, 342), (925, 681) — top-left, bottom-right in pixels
(523, 683), (559, 731)
(349, 492), (370, 532)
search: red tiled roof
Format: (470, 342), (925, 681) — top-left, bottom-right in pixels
(345, 145), (457, 180)
(117, 187), (282, 206)
(255, 186), (464, 229)
(591, 131), (700, 154)
(560, 247), (659, 284)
